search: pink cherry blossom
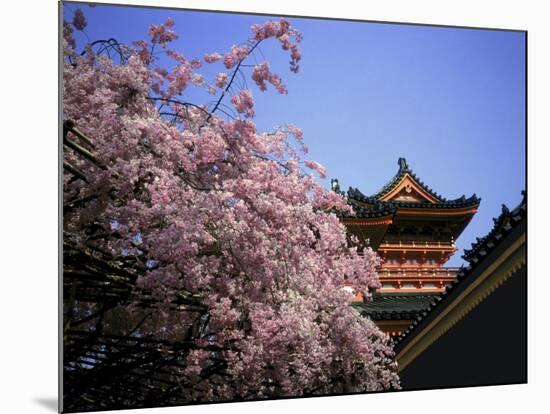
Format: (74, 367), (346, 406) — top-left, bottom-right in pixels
(63, 10), (400, 406)
(231, 90), (255, 117)
(148, 18), (178, 48)
(287, 124), (304, 141)
(304, 160), (327, 178)
(166, 49), (187, 64)
(72, 8), (87, 31)
(132, 39), (152, 63)
(223, 45), (250, 69)
(204, 52), (223, 63)
(268, 72), (287, 94)
(252, 62), (287, 94)
(63, 21), (75, 53)
(252, 62), (271, 91)
(215, 72), (229, 89)
(192, 74), (205, 86)
(251, 19), (302, 73)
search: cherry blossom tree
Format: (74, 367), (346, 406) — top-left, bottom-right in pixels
(62, 9), (399, 408)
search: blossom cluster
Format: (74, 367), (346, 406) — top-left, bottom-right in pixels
(72, 8), (87, 31)
(251, 19), (302, 73)
(215, 72), (229, 89)
(230, 90), (255, 117)
(252, 62), (288, 94)
(148, 17), (178, 48)
(63, 8), (400, 403)
(202, 18), (302, 98)
(223, 45), (250, 69)
(204, 52), (223, 63)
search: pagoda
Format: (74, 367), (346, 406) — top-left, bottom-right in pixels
(334, 158), (480, 336)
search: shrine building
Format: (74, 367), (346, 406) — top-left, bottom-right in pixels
(332, 157), (481, 337)
(334, 158), (526, 388)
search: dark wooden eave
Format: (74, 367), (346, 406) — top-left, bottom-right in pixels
(392, 191), (526, 372)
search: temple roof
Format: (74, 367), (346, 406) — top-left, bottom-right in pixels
(345, 197), (397, 219)
(462, 191), (526, 264)
(393, 191), (526, 350)
(336, 158), (482, 250)
(370, 157), (446, 202)
(352, 295), (436, 321)
(346, 188), (480, 216)
(345, 157), (481, 210)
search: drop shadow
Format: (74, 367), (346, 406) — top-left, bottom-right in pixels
(33, 397), (58, 412)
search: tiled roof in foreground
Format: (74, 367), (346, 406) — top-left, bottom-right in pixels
(392, 191), (527, 350)
(462, 191), (526, 264)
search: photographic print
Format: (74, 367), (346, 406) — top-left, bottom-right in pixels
(61, 2), (526, 412)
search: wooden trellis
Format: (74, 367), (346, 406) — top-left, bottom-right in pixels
(63, 120), (103, 182)
(62, 120), (215, 412)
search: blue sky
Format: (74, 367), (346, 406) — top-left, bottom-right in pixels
(63, 2), (526, 266)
